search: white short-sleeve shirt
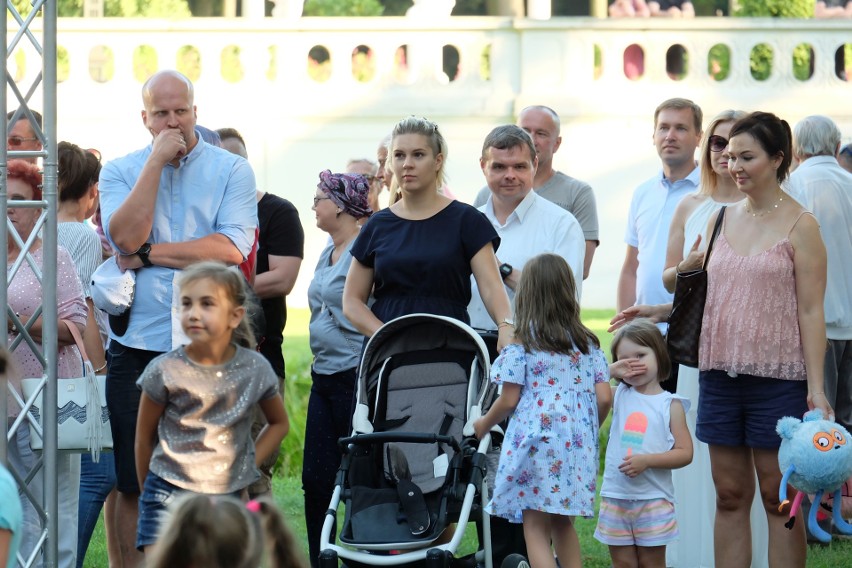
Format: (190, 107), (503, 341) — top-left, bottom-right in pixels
(625, 167), (699, 307)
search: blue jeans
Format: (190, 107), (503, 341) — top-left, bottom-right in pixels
(302, 367), (356, 568)
(137, 471), (242, 549)
(106, 341), (162, 493)
(76, 452), (116, 568)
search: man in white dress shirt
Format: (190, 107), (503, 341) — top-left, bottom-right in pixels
(467, 124), (585, 331)
(788, 115), (852, 435)
(472, 106), (599, 278)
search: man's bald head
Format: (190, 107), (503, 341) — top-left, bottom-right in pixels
(142, 70), (194, 107)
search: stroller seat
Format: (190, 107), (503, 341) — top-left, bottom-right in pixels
(320, 315), (496, 568)
(341, 348), (473, 547)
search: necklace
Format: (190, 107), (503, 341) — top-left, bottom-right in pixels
(744, 194), (784, 217)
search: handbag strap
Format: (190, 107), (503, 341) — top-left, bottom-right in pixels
(61, 319), (90, 364)
(701, 206), (727, 271)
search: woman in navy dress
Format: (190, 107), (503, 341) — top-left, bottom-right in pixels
(343, 116), (513, 350)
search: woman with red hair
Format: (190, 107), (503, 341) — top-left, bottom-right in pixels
(5, 158), (88, 567)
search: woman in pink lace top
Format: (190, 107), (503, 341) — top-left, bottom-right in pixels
(698, 112), (831, 568)
(5, 159), (87, 568)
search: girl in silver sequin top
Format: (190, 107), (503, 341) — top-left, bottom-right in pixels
(133, 262), (289, 553)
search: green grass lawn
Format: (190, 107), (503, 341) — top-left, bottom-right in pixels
(80, 308), (852, 567)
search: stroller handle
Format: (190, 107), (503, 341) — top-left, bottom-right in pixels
(339, 432), (461, 452)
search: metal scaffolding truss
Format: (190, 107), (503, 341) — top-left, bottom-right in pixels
(2, 0), (59, 566)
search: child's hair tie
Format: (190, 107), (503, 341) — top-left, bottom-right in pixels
(246, 500), (261, 513)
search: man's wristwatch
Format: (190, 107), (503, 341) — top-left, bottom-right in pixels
(136, 242), (153, 267)
(499, 263), (513, 281)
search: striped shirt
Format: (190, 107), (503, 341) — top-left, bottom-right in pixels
(57, 221), (103, 298)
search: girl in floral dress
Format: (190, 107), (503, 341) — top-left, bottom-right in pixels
(474, 253), (612, 568)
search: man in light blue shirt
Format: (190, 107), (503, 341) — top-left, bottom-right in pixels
(98, 69), (257, 565)
(617, 98), (702, 315)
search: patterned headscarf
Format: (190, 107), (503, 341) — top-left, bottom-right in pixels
(317, 169), (373, 219)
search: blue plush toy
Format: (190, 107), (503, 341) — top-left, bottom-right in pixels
(777, 409), (852, 542)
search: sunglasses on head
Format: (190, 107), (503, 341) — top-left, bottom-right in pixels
(7, 135), (38, 148)
(709, 135), (728, 153)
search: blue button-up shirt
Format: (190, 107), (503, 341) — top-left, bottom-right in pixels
(625, 166), (700, 307)
(99, 134), (258, 351)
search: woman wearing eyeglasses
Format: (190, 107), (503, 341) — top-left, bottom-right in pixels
(5, 159), (88, 568)
(659, 110), (774, 568)
(303, 170), (373, 568)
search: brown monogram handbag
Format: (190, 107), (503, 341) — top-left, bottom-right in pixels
(666, 206), (726, 368)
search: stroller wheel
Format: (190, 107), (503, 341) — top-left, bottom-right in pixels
(427, 548), (452, 568)
(500, 553), (530, 568)
(318, 549), (339, 568)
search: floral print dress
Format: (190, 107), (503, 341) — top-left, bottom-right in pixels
(486, 343), (609, 523)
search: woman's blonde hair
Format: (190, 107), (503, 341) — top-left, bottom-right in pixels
(514, 253), (599, 355)
(610, 318), (671, 382)
(698, 110), (747, 196)
(176, 261), (256, 349)
(391, 116), (448, 189)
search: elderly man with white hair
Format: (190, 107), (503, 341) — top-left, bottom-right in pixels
(788, 114), (852, 434)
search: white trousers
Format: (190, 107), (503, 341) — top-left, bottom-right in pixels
(7, 420), (80, 568)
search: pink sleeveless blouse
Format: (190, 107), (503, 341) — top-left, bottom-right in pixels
(698, 214), (809, 380)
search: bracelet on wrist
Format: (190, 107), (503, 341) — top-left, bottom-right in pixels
(8, 312), (20, 334)
(94, 362), (108, 374)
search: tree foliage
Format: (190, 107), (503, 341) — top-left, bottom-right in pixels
(304, 0), (383, 16)
(734, 0), (812, 18)
(691, 0), (727, 16)
(9, 0), (191, 18)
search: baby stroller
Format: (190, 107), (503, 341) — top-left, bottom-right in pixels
(318, 314), (497, 568)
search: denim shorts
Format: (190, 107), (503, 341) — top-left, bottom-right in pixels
(696, 369), (808, 449)
(137, 472), (182, 550)
(105, 341), (162, 493)
(137, 472), (245, 550)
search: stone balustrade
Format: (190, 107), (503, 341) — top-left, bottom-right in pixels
(21, 17), (850, 118)
(10, 16), (852, 307)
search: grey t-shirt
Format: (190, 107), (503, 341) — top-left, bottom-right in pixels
(138, 345), (279, 493)
(473, 171), (599, 242)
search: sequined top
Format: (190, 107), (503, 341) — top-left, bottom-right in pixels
(699, 218), (807, 380)
(137, 345), (279, 493)
(7, 246), (87, 417)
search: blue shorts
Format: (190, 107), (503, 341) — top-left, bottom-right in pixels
(697, 369), (808, 449)
(137, 472), (183, 550)
(137, 472), (245, 550)
(594, 497), (678, 547)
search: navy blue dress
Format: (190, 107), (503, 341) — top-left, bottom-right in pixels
(350, 200), (499, 325)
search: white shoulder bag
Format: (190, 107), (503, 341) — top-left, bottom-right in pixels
(20, 320), (113, 461)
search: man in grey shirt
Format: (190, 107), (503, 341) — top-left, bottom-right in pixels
(473, 105), (599, 278)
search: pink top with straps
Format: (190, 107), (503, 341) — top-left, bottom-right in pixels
(699, 212), (811, 380)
